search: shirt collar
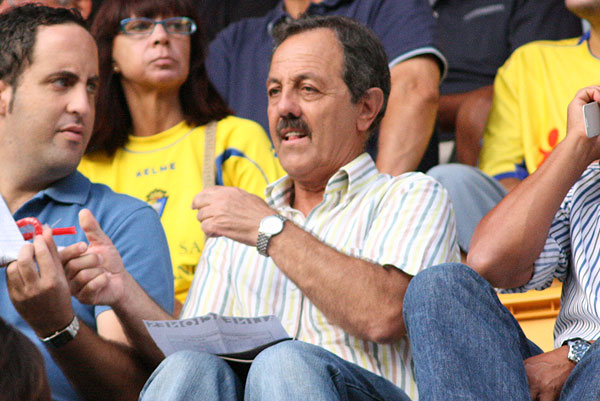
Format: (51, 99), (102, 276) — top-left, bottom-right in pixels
(267, 0), (352, 33)
(265, 153), (378, 209)
(38, 171), (91, 206)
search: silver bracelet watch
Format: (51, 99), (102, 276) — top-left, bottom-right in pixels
(257, 214), (287, 257)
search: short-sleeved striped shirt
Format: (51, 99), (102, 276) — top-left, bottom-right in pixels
(503, 163), (600, 348)
(182, 153), (459, 399)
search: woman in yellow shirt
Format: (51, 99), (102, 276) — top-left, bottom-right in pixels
(80, 0), (284, 312)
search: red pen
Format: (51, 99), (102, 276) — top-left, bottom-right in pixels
(16, 217), (76, 240)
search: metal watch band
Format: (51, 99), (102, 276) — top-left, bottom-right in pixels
(257, 214), (287, 257)
(39, 315), (80, 349)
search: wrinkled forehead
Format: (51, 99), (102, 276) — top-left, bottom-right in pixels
(269, 28), (344, 80)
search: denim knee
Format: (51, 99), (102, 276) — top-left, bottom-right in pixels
(404, 263), (490, 320)
(162, 350), (225, 371)
(250, 340), (320, 375)
(406, 263), (477, 300)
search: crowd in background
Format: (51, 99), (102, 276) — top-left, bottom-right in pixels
(0, 0), (599, 400)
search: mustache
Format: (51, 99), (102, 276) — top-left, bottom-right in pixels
(276, 116), (311, 138)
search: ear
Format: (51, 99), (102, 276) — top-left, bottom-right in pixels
(0, 80), (12, 116)
(355, 87), (384, 133)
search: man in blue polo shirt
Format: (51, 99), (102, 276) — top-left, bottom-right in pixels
(207, 0), (446, 174)
(0, 5), (173, 401)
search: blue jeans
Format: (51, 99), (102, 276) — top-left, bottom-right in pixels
(138, 351), (243, 400)
(403, 263), (600, 401)
(139, 341), (409, 401)
(428, 164), (507, 251)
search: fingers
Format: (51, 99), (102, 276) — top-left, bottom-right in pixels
(79, 208), (111, 246)
(6, 243), (35, 290)
(191, 191), (205, 210)
(63, 251), (109, 303)
(59, 242), (88, 266)
(68, 264), (109, 304)
(191, 187), (220, 210)
(33, 227), (62, 279)
(577, 86), (600, 105)
(64, 252), (102, 281)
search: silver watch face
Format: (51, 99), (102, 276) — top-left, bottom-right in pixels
(260, 215), (285, 235)
(568, 339), (591, 363)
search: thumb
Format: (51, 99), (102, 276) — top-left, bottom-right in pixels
(79, 209), (110, 246)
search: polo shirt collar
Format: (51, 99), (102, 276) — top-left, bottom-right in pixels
(265, 152), (378, 209)
(268, 0), (352, 33)
(39, 171), (91, 206)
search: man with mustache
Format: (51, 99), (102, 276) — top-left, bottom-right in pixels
(206, 0), (445, 176)
(134, 15), (459, 400)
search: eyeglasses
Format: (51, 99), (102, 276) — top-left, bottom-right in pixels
(120, 17), (197, 35)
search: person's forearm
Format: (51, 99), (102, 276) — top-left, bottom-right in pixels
(111, 272), (173, 366)
(468, 134), (594, 287)
(268, 222), (411, 343)
(376, 57), (440, 175)
(47, 322), (150, 401)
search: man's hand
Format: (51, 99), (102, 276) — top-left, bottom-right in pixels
(61, 209), (129, 307)
(565, 86), (600, 165)
(525, 346), (573, 401)
(192, 186), (275, 246)
(6, 226), (79, 338)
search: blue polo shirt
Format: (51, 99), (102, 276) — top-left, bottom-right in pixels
(206, 0), (447, 137)
(1, 171), (174, 401)
(431, 0), (582, 95)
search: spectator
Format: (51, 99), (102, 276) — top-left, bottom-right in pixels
(0, 318), (51, 401)
(432, 0), (582, 165)
(206, 0), (446, 175)
(429, 0), (597, 254)
(0, 5), (173, 400)
(61, 15), (459, 401)
(196, 0), (279, 42)
(404, 86), (600, 401)
(126, 15), (457, 400)
(78, 0), (285, 309)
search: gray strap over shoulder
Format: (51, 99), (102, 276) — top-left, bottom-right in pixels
(202, 121), (217, 189)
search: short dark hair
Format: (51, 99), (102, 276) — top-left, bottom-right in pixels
(271, 15), (391, 132)
(87, 0), (232, 156)
(0, 318), (50, 401)
(0, 4), (87, 88)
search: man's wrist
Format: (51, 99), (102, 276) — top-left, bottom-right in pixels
(39, 315), (80, 348)
(111, 271), (136, 312)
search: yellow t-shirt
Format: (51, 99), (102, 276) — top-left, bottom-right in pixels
(480, 37), (600, 179)
(79, 116), (285, 302)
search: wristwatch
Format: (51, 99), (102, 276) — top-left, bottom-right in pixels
(566, 338), (592, 364)
(39, 315), (80, 349)
(257, 214), (287, 256)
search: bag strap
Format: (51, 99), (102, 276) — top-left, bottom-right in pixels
(202, 121), (217, 189)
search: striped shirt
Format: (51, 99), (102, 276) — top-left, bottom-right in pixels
(505, 163), (600, 347)
(182, 153), (459, 399)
